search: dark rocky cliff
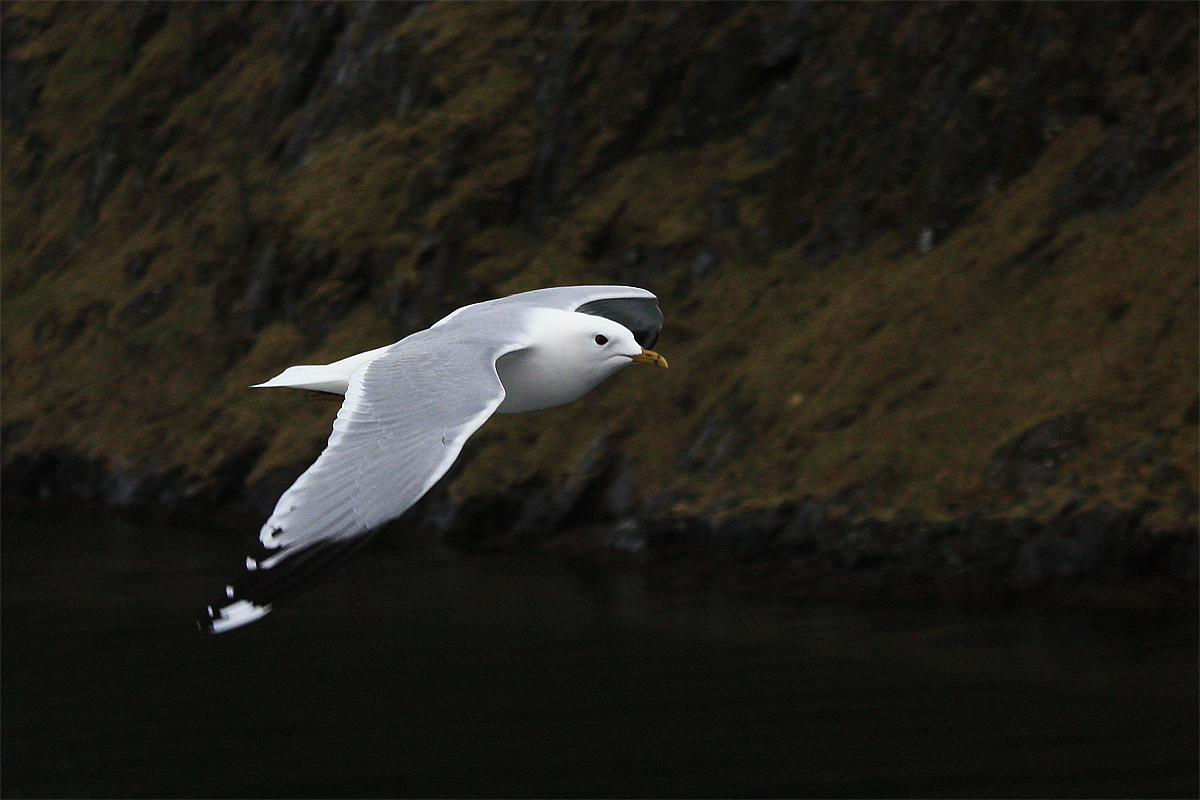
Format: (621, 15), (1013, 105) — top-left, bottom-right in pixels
(2, 2), (1196, 601)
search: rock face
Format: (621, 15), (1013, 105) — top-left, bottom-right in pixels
(2, 3), (1196, 596)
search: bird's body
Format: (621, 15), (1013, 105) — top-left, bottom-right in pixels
(201, 285), (666, 633)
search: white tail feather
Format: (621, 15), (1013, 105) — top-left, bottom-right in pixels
(251, 344), (392, 395)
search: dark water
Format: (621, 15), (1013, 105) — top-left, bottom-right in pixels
(2, 510), (1196, 799)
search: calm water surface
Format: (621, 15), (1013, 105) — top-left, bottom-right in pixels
(3, 509), (1197, 798)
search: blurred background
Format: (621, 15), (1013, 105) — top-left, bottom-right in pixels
(2, 3), (1197, 797)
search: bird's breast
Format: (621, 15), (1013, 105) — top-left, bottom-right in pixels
(494, 348), (618, 414)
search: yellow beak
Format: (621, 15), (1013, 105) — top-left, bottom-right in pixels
(629, 348), (668, 368)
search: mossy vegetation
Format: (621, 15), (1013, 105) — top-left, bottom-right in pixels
(2, 3), (1196, 580)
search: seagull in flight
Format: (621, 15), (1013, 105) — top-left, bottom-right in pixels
(201, 285), (667, 633)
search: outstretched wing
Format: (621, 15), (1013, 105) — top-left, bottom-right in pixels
(201, 328), (525, 633)
(435, 285), (662, 346)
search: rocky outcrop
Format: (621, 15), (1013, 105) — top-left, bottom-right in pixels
(2, 2), (1196, 601)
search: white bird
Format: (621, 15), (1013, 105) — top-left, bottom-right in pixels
(201, 285), (667, 633)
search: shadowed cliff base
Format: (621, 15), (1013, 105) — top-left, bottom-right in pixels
(2, 2), (1196, 605)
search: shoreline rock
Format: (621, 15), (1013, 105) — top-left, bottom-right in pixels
(4, 447), (1194, 609)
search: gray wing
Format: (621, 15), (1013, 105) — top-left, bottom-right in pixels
(436, 285), (654, 318)
(201, 328), (525, 633)
(488, 284), (657, 312)
(438, 285), (663, 348)
(435, 284), (649, 321)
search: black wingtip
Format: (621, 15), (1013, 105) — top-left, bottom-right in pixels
(577, 297), (663, 348)
(199, 533), (377, 634)
(199, 598), (274, 634)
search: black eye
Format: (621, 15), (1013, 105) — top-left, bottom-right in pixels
(594, 334), (608, 345)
